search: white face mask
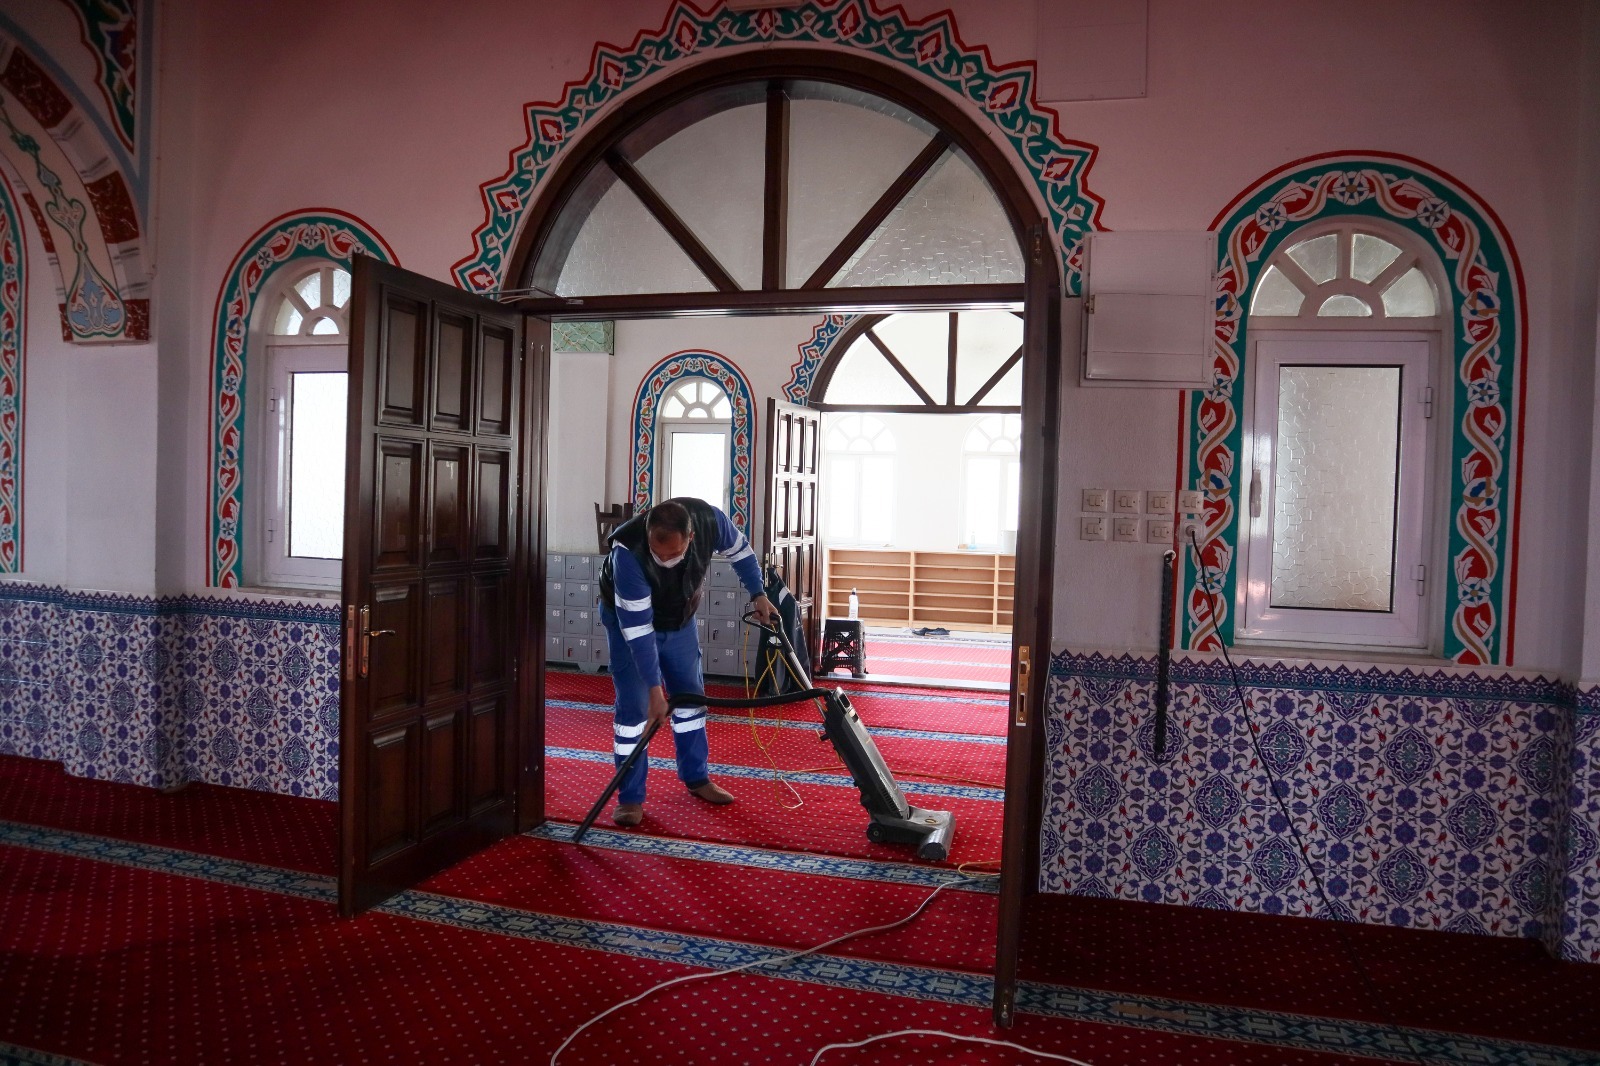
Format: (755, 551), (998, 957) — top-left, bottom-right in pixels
(650, 547), (688, 569)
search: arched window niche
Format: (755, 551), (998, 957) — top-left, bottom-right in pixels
(810, 310), (1023, 411)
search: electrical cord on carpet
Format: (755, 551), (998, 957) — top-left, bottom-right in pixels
(1185, 529), (1432, 1066)
(548, 867), (1093, 1066)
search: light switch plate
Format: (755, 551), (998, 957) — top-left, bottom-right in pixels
(1146, 490), (1174, 515)
(1178, 489), (1204, 516)
(1080, 516), (1107, 541)
(1113, 489), (1142, 514)
(1112, 516), (1141, 543)
(1082, 488), (1108, 512)
(1148, 519), (1174, 543)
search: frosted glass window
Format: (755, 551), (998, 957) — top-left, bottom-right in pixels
(1286, 234), (1338, 284)
(830, 150), (1023, 287)
(1269, 366), (1400, 611)
(954, 310), (1024, 403)
(985, 361), (1023, 406)
(871, 314), (949, 399)
(272, 264), (351, 337)
(963, 415), (1021, 548)
(1381, 267), (1437, 317)
(556, 179), (714, 296)
(634, 104), (766, 290)
(787, 91), (937, 286)
(664, 429), (728, 509)
(1318, 294), (1372, 317)
(1251, 265), (1305, 317)
(827, 336), (923, 405)
(1351, 233), (1402, 283)
(824, 413), (896, 544)
(286, 372), (347, 559)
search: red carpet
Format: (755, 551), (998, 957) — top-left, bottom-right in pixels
(0, 753), (336, 874)
(421, 832), (999, 973)
(812, 634), (1012, 686)
(0, 839), (1386, 1066)
(1021, 891), (1600, 1054)
(545, 752), (1003, 867)
(546, 669), (1010, 737)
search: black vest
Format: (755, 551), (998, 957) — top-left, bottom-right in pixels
(598, 497), (720, 632)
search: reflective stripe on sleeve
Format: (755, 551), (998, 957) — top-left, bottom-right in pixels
(616, 594), (651, 612)
(621, 623), (653, 641)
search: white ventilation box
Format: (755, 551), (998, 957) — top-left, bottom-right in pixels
(1081, 231), (1216, 388)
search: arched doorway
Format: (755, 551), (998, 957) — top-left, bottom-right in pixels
(504, 49), (1060, 1026)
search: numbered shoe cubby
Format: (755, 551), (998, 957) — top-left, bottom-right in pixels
(823, 548), (1014, 632)
(544, 553), (754, 679)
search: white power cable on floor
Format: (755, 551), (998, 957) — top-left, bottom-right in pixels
(809, 1029), (1095, 1065)
(549, 873), (1091, 1065)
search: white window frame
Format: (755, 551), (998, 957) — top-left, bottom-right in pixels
(655, 378), (733, 512)
(823, 414), (897, 546)
(959, 414), (1020, 551)
(250, 344), (347, 590)
(1236, 333), (1438, 650)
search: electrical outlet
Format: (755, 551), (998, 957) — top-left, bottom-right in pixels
(1146, 490), (1174, 516)
(1179, 518), (1205, 546)
(1148, 519), (1174, 543)
(1080, 516), (1107, 541)
(1112, 489), (1142, 514)
(1178, 490), (1204, 516)
(1082, 488), (1108, 512)
(1112, 516), (1141, 543)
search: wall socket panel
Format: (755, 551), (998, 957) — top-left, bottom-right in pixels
(1146, 490), (1174, 515)
(1081, 515), (1108, 541)
(1148, 519), (1174, 543)
(1082, 488), (1108, 512)
(1112, 489), (1142, 514)
(1178, 490), (1204, 516)
(1112, 517), (1142, 543)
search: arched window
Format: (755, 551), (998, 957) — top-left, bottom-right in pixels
(812, 310), (1023, 410)
(962, 415), (1020, 550)
(1240, 221), (1445, 648)
(824, 414), (895, 545)
(252, 262), (352, 588)
(657, 378), (732, 510)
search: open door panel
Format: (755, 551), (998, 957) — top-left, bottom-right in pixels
(339, 255), (547, 915)
(762, 398), (822, 656)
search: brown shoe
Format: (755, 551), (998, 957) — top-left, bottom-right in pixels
(612, 803), (644, 827)
(689, 781), (735, 805)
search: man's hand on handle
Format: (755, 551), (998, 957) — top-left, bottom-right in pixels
(749, 594), (778, 626)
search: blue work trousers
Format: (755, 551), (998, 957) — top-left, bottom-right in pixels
(600, 607), (709, 804)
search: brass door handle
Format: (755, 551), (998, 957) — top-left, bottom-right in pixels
(1014, 645), (1031, 728)
(369, 629), (396, 637)
(358, 606), (396, 679)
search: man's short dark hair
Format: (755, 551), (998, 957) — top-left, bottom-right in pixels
(647, 500), (692, 538)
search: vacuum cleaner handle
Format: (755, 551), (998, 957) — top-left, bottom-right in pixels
(572, 713), (664, 844)
(742, 610), (816, 691)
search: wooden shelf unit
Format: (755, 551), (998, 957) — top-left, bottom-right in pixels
(824, 548), (1015, 632)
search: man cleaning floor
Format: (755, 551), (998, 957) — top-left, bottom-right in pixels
(597, 497), (777, 826)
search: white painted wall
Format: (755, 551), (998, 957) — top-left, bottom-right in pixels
(546, 350), (613, 553)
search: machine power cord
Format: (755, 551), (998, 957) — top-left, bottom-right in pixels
(548, 868), (1091, 1065)
(1186, 529), (1432, 1066)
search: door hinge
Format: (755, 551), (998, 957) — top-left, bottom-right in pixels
(1014, 645), (1031, 728)
(268, 388), (279, 414)
(1249, 468), (1263, 519)
(265, 520), (275, 544)
(1415, 564), (1427, 597)
(1422, 386), (1434, 419)
(997, 984), (1015, 1026)
(1084, 293), (1096, 314)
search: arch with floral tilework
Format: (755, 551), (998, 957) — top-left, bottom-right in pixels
(1180, 153), (1525, 665)
(631, 351), (755, 537)
(0, 169), (25, 571)
(206, 210), (398, 587)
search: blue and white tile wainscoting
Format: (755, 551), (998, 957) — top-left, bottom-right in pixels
(1041, 650), (1600, 964)
(0, 583), (340, 798)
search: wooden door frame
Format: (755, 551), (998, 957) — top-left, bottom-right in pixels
(511, 50), (1062, 1028)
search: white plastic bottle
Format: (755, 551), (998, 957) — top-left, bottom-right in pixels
(848, 588), (860, 620)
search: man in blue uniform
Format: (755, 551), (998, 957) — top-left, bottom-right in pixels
(597, 497), (776, 827)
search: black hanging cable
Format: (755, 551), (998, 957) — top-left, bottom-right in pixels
(1154, 549), (1176, 761)
(1185, 529), (1432, 1066)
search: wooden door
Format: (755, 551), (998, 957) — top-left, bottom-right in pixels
(339, 255), (545, 915)
(992, 225), (1060, 1024)
(761, 399), (822, 653)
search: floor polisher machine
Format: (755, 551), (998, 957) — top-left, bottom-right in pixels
(574, 611), (955, 861)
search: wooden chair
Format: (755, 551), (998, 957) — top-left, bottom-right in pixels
(594, 501), (633, 552)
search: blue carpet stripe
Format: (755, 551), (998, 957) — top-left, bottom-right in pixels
(544, 746), (1005, 802)
(0, 1045), (91, 1066)
(0, 821), (1588, 1066)
(530, 823), (999, 893)
(548, 698), (1006, 746)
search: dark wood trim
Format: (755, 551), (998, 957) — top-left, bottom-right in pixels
(605, 151), (739, 293)
(967, 344), (1024, 407)
(800, 133), (950, 290)
(507, 50), (1043, 296)
(515, 316), (551, 832)
(865, 327), (937, 406)
(811, 403), (1021, 414)
(504, 284), (1022, 320)
(762, 83), (790, 291)
(945, 311), (959, 406)
(992, 223), (1061, 1027)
